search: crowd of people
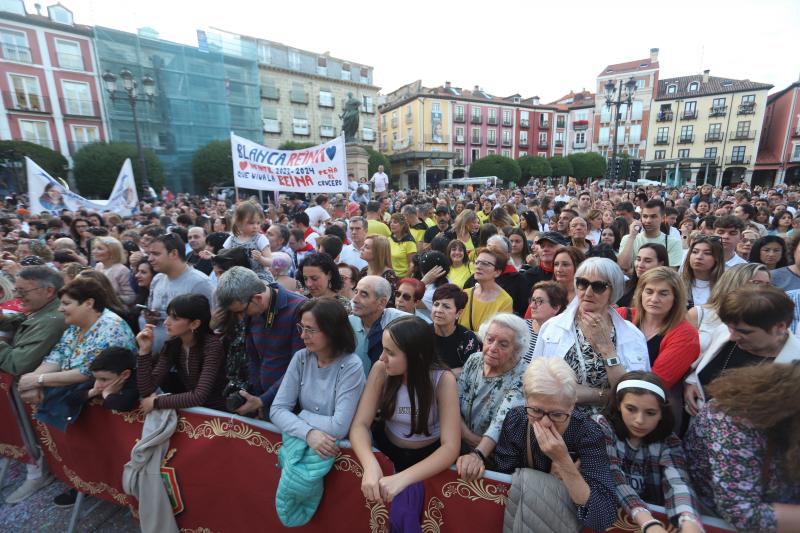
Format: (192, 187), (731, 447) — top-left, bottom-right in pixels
(0, 176), (798, 532)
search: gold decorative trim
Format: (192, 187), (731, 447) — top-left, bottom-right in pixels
(35, 419), (62, 462)
(180, 528), (217, 533)
(63, 465), (131, 506)
(441, 479), (508, 505)
(421, 497), (444, 533)
(0, 442), (25, 459)
(612, 508), (677, 532)
(366, 499), (388, 533)
(120, 407), (145, 423)
(176, 417), (281, 454)
(333, 452), (363, 478)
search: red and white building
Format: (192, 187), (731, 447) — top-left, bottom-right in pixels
(550, 89), (596, 155)
(754, 81), (800, 186)
(0, 1), (107, 165)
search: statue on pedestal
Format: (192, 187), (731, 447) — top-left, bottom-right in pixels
(340, 92), (361, 143)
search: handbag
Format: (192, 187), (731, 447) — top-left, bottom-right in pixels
(502, 424), (581, 533)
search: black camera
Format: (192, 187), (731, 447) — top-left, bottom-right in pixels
(224, 383), (253, 413)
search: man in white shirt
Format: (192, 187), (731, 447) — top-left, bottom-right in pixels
(618, 199), (683, 270)
(304, 194), (332, 234)
(713, 215), (748, 268)
(370, 165), (389, 197)
(554, 186), (571, 204)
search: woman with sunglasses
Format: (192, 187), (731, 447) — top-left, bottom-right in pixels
(394, 278), (431, 323)
(524, 281), (568, 363)
(681, 235), (724, 308)
(493, 357), (618, 532)
(736, 229), (760, 261)
(531, 257), (649, 415)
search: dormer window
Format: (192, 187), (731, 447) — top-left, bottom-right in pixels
(667, 84), (677, 94)
(0, 0), (25, 15)
(48, 4), (74, 25)
(688, 82), (699, 92)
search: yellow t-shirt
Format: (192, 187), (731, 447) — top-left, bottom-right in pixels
(458, 287), (513, 332)
(389, 236), (416, 278)
(510, 213), (520, 226)
(367, 219), (391, 238)
(476, 210), (490, 223)
(409, 224), (427, 246)
(447, 263), (473, 289)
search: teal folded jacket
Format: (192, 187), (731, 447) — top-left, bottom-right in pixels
(275, 433), (336, 527)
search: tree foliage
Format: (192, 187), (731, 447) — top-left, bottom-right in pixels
(191, 140), (232, 191)
(72, 142), (164, 197)
(517, 155), (552, 179)
(0, 141), (68, 192)
(469, 155), (521, 184)
(548, 156), (574, 178)
(278, 141), (315, 150)
(567, 152), (607, 182)
(365, 147), (390, 180)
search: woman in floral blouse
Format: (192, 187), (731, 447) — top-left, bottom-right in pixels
(684, 363), (800, 532)
(455, 313), (529, 482)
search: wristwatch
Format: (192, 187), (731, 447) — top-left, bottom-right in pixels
(37, 374), (45, 385)
(603, 356), (621, 367)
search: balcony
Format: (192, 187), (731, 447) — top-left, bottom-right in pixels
(502, 119), (512, 127)
(520, 119), (529, 128)
(261, 86), (280, 100)
(709, 106), (727, 117)
(392, 138), (411, 150)
(318, 95), (334, 108)
(502, 138), (512, 147)
(730, 129), (756, 140)
(538, 121), (550, 129)
(555, 140), (564, 147)
(471, 114), (482, 124)
(487, 136), (496, 146)
(289, 91), (308, 104)
(454, 113), (465, 123)
(654, 136), (670, 145)
(704, 132), (724, 142)
(57, 51), (84, 71)
(470, 135), (481, 144)
(573, 120), (588, 130)
(454, 135), (465, 144)
(262, 118), (281, 133)
(61, 98), (99, 117)
(738, 103), (756, 115)
(678, 134), (695, 144)
(320, 125), (336, 138)
(487, 115), (497, 125)
(3, 91), (49, 113)
(537, 141), (548, 149)
(656, 112), (673, 122)
(573, 140), (586, 149)
(681, 110), (698, 120)
(519, 139), (529, 148)
(725, 155), (751, 165)
(1, 45), (33, 64)
(15, 136), (57, 150)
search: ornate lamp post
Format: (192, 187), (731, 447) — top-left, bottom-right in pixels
(102, 69), (155, 194)
(604, 76), (637, 180)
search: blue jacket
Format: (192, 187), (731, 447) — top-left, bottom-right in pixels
(275, 434), (335, 527)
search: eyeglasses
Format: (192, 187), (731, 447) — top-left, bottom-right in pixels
(575, 277), (611, 294)
(525, 406), (571, 423)
(394, 291), (414, 301)
(13, 286), (43, 297)
(474, 260), (496, 269)
(530, 297), (549, 307)
(296, 324), (321, 336)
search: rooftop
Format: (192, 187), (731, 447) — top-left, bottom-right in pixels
(599, 57), (659, 77)
(655, 74), (773, 100)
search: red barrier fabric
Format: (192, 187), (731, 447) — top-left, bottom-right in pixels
(24, 401), (732, 533)
(0, 372), (33, 464)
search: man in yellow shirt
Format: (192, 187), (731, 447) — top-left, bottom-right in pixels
(365, 201), (390, 237)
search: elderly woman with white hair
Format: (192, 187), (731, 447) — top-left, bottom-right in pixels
(455, 313), (529, 481)
(531, 257), (649, 415)
(269, 251), (300, 292)
(494, 357), (618, 532)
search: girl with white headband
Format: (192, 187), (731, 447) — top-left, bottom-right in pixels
(592, 371), (704, 533)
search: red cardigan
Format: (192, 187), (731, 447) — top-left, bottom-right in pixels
(615, 308), (700, 389)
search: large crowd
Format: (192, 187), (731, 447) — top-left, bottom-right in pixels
(0, 173), (799, 532)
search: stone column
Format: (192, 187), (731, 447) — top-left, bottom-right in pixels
(345, 144), (370, 184)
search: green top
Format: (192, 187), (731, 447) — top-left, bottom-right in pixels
(0, 298), (66, 376)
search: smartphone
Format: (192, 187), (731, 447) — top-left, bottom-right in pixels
(135, 304), (149, 311)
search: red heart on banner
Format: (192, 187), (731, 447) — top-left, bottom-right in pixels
(239, 161), (248, 171)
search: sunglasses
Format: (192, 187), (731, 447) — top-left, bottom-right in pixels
(394, 291), (414, 301)
(575, 277), (611, 294)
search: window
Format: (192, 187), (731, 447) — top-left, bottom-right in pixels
(556, 115), (565, 128)
(19, 120), (52, 148)
(0, 29), (31, 63)
(539, 113), (549, 127)
(454, 127), (464, 142)
(631, 100), (643, 121)
(707, 123), (722, 140)
(636, 79), (645, 90)
(704, 147), (718, 159)
(406, 127), (412, 143)
(48, 4), (73, 25)
(360, 68), (369, 84)
(656, 127), (669, 143)
(455, 104), (464, 122)
(432, 102), (440, 113)
(575, 132), (585, 144)
(262, 106), (280, 133)
(487, 129), (496, 145)
(362, 128), (375, 141)
(362, 95), (374, 113)
(554, 131), (564, 146)
(599, 127), (610, 145)
(55, 39), (83, 70)
(319, 90), (333, 108)
(471, 128), (480, 144)
(741, 95), (755, 104)
(290, 82), (307, 104)
(600, 106), (611, 123)
(678, 149), (690, 158)
(503, 109), (512, 126)
(520, 131), (528, 145)
(455, 148), (464, 164)
(688, 82), (699, 92)
(487, 149), (496, 156)
(712, 97), (726, 108)
(628, 125), (641, 144)
(9, 74), (43, 111)
(292, 118), (310, 135)
(683, 101), (697, 119)
(502, 149), (511, 157)
(471, 148), (480, 162)
(70, 125), (98, 151)
(520, 110), (529, 127)
(471, 106), (481, 123)
(731, 145), (746, 163)
(654, 150), (665, 160)
(667, 84), (677, 94)
(791, 143), (800, 162)
(341, 63), (351, 81)
(538, 132), (547, 145)
(62, 80), (92, 115)
(487, 108), (497, 124)
(735, 120), (751, 137)
(680, 125), (694, 142)
(316, 56), (327, 76)
(519, 151), (527, 157)
(537, 152), (547, 157)
(502, 130), (512, 146)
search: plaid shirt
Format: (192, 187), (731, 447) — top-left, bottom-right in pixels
(246, 285), (306, 413)
(593, 414), (699, 523)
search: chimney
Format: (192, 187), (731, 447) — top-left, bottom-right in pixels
(702, 69), (710, 83)
(532, 96), (540, 105)
(445, 81), (451, 89)
(650, 48), (659, 63)
(473, 85), (480, 92)
(34, 3), (42, 15)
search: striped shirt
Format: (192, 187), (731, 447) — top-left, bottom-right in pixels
(246, 285), (306, 412)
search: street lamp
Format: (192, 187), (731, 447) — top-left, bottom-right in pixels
(604, 76), (636, 182)
(102, 69), (156, 195)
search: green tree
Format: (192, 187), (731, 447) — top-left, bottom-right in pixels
(548, 156), (574, 178)
(72, 142), (164, 197)
(365, 147), (390, 181)
(191, 140), (232, 191)
(0, 140), (68, 192)
(568, 152), (607, 182)
(278, 141), (315, 150)
(469, 155), (521, 184)
(517, 155), (551, 179)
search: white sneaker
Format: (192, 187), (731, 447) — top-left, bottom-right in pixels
(5, 476), (52, 504)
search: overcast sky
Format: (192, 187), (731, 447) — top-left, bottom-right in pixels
(32, 0), (800, 102)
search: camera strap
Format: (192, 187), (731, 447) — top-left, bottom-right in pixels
(263, 286), (278, 329)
